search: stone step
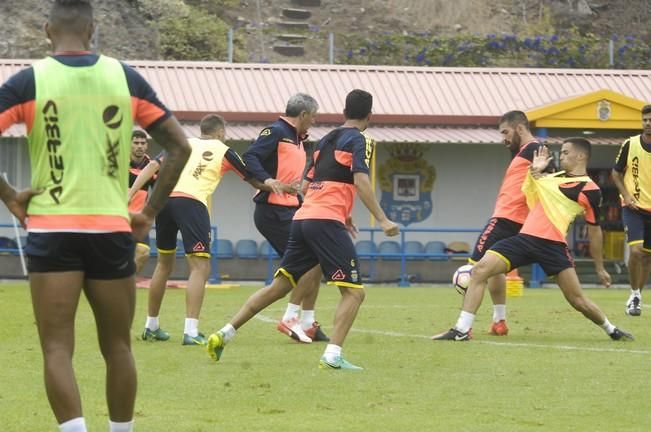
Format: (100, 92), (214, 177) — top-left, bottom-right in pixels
(273, 44), (305, 56)
(282, 8), (312, 20)
(277, 21), (310, 30)
(277, 33), (308, 42)
(291, 0), (321, 7)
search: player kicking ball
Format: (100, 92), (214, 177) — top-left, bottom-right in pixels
(433, 139), (633, 342)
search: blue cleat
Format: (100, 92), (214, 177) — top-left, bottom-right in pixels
(182, 332), (207, 346)
(141, 327), (170, 341)
(319, 355), (363, 371)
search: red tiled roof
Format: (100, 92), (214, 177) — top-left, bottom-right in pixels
(1, 122), (626, 145)
(1, 60), (650, 126)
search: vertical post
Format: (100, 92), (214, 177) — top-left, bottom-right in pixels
(227, 28), (234, 63)
(398, 230), (409, 287)
(328, 32), (335, 64)
(608, 39), (614, 67)
(209, 226), (221, 284)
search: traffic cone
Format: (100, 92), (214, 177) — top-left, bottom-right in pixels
(506, 269), (524, 297)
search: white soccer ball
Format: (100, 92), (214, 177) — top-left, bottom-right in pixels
(452, 264), (474, 295)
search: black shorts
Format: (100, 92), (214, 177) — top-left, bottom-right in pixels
(622, 207), (651, 251)
(136, 233), (151, 249)
(26, 232), (135, 279)
(277, 219), (362, 288)
(156, 197), (211, 257)
(470, 217), (523, 263)
(253, 203), (298, 256)
(488, 233), (575, 276)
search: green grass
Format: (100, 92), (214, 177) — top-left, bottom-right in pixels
(1, 282), (650, 431)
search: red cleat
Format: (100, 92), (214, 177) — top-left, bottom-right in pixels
(489, 320), (509, 336)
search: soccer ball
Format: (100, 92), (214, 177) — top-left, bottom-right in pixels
(452, 264), (474, 295)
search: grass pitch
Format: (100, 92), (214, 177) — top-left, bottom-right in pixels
(1, 281), (650, 431)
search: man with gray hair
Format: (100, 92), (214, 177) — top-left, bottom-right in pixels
(243, 92), (329, 343)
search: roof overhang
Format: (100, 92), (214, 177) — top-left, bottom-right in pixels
(527, 89), (647, 130)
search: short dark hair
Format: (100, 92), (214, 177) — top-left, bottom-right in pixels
(132, 130), (147, 140)
(344, 89), (373, 120)
(642, 105), (651, 115)
(200, 114), (226, 135)
(49, 0), (93, 33)
(499, 110), (530, 130)
(564, 137), (591, 158)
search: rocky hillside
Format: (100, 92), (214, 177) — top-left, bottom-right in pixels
(0, 0), (648, 63)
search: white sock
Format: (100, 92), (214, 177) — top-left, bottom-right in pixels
(301, 310), (315, 330)
(455, 311), (476, 333)
(631, 289), (641, 298)
(220, 323), (236, 343)
(145, 316), (159, 331)
(282, 303), (301, 322)
(109, 420), (134, 432)
(59, 417), (87, 432)
(492, 304), (506, 322)
(323, 343), (342, 362)
(184, 318), (199, 337)
(600, 317), (616, 335)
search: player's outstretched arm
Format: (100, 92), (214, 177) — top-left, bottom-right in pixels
(128, 160), (160, 202)
(143, 116), (191, 217)
(587, 223), (611, 287)
(353, 172), (399, 236)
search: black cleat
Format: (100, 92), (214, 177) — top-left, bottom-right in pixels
(305, 322), (330, 342)
(610, 328), (634, 341)
(431, 328), (471, 341)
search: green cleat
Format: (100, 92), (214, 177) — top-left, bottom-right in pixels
(318, 355), (363, 371)
(141, 327), (170, 341)
(182, 333), (207, 346)
(207, 331), (225, 361)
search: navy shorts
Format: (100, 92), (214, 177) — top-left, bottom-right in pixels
(254, 203), (297, 256)
(488, 233), (575, 276)
(26, 232), (135, 279)
(277, 219), (362, 288)
(470, 217), (523, 263)
(622, 207), (651, 250)
(156, 197), (211, 256)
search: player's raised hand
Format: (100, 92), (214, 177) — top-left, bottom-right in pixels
(381, 219), (399, 237)
(531, 146), (553, 176)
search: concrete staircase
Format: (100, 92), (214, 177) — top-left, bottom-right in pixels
(272, 0), (322, 57)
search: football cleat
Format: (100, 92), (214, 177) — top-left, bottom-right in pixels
(182, 332), (207, 346)
(609, 328), (634, 341)
(489, 320), (509, 336)
(625, 296), (642, 316)
(206, 331), (225, 361)
(304, 322), (330, 342)
(431, 328), (472, 341)
(319, 355), (363, 371)
(277, 317), (312, 343)
(141, 327), (170, 341)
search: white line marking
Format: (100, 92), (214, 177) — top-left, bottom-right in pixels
(254, 313), (650, 355)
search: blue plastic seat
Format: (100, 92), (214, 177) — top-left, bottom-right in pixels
(235, 239), (258, 259)
(378, 240), (401, 261)
(215, 239), (234, 259)
(259, 240), (280, 258)
(404, 240), (425, 260)
(0, 236), (17, 255)
(355, 240), (378, 260)
(425, 241), (447, 261)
